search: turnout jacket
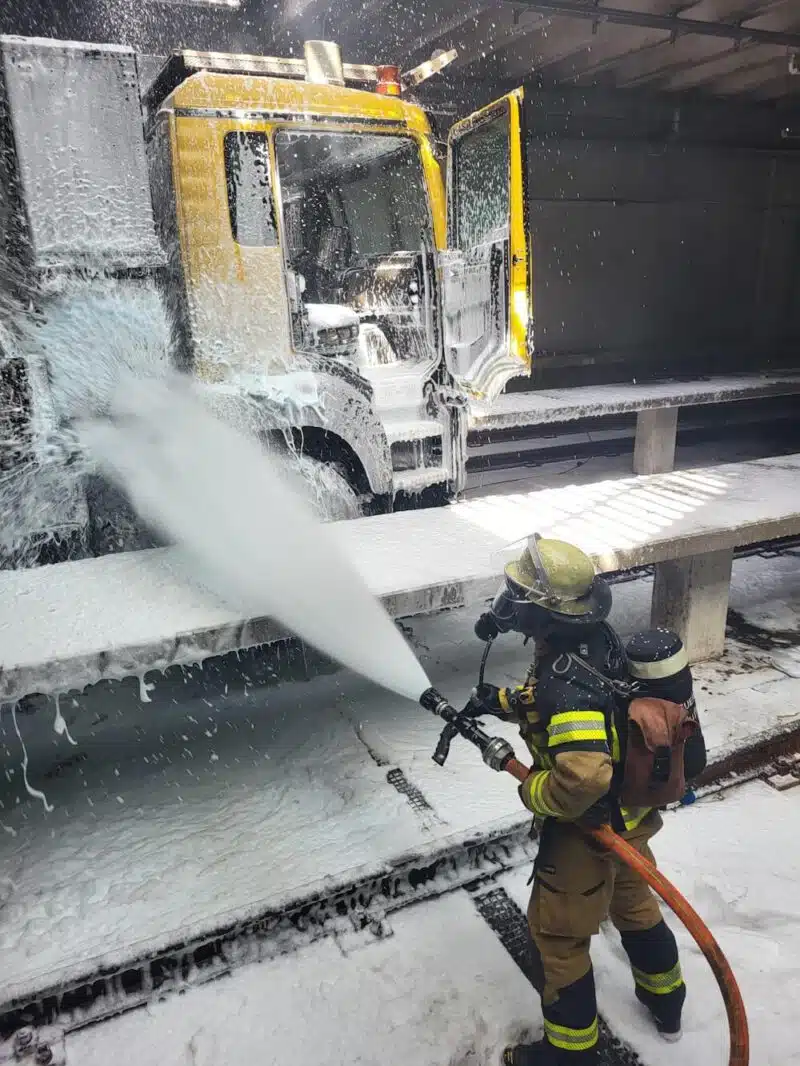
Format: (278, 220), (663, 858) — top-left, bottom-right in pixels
(495, 624), (651, 832)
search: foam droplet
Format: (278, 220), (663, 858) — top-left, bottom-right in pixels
(12, 705), (53, 813)
(53, 694), (78, 746)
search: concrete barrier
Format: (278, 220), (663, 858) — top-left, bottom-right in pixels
(469, 372), (800, 474)
(2, 454), (799, 702)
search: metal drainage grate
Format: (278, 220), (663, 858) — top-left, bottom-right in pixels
(386, 768), (436, 817)
(469, 885), (542, 988)
(468, 884), (644, 1066)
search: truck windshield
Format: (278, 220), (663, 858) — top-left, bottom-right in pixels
(274, 129), (436, 364)
(275, 131), (432, 264)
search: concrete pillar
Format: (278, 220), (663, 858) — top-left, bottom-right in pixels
(651, 548), (734, 662)
(633, 407), (679, 474)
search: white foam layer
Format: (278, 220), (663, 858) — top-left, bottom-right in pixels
(65, 777), (800, 1066)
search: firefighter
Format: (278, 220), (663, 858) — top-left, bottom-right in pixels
(472, 537), (693, 1066)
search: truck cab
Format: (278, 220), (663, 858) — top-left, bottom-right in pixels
(146, 44), (532, 509)
(0, 36), (532, 562)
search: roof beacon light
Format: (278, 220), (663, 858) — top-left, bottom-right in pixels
(376, 64), (402, 96)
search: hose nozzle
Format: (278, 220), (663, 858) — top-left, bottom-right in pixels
(420, 686), (451, 716)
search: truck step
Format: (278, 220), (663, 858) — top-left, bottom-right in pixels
(385, 419), (442, 446)
(392, 466), (448, 495)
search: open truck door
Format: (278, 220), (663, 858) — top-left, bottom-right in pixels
(443, 88), (531, 402)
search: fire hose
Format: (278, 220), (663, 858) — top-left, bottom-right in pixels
(420, 686), (749, 1066)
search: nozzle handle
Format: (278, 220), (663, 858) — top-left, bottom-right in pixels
(432, 722), (457, 766)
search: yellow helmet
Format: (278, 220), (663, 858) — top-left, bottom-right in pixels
(504, 535), (611, 625)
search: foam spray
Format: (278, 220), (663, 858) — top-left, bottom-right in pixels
(80, 373), (431, 702)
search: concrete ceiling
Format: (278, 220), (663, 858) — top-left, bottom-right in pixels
(3, 0), (799, 106)
(279, 0), (800, 102)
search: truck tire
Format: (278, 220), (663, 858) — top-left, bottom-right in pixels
(289, 454), (363, 521)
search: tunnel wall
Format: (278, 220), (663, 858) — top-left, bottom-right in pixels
(519, 88), (800, 387)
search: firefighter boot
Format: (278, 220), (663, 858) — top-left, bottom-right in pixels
(502, 1039), (558, 1066)
(503, 970), (599, 1066)
(621, 921), (686, 1041)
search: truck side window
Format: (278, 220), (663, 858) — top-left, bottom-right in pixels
(452, 109), (510, 251)
(224, 131), (277, 247)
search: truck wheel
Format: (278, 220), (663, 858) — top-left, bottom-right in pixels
(289, 454), (363, 521)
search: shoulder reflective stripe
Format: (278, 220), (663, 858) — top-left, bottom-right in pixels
(632, 962), (684, 995)
(549, 729), (608, 746)
(548, 711), (607, 746)
(528, 771), (561, 819)
(620, 806), (651, 830)
(498, 688), (512, 713)
(628, 646), (688, 679)
(543, 1016), (599, 1051)
(550, 711), (606, 727)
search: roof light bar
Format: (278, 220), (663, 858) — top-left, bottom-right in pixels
(168, 44), (458, 93)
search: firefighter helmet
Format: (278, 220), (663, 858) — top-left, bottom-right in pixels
(504, 535), (611, 629)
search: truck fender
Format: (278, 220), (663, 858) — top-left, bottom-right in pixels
(202, 364), (393, 498)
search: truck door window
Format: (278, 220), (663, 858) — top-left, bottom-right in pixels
(452, 110), (509, 251)
(224, 131), (277, 247)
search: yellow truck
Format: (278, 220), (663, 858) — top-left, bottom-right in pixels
(0, 36), (532, 563)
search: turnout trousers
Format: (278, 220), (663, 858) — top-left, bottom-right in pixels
(525, 812), (686, 1062)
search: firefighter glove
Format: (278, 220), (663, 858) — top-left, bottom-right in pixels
(468, 684), (513, 718)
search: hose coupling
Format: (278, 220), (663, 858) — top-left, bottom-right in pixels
(482, 736), (515, 773)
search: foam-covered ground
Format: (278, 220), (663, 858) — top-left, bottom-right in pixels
(66, 780), (800, 1066)
(0, 552), (798, 1002)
